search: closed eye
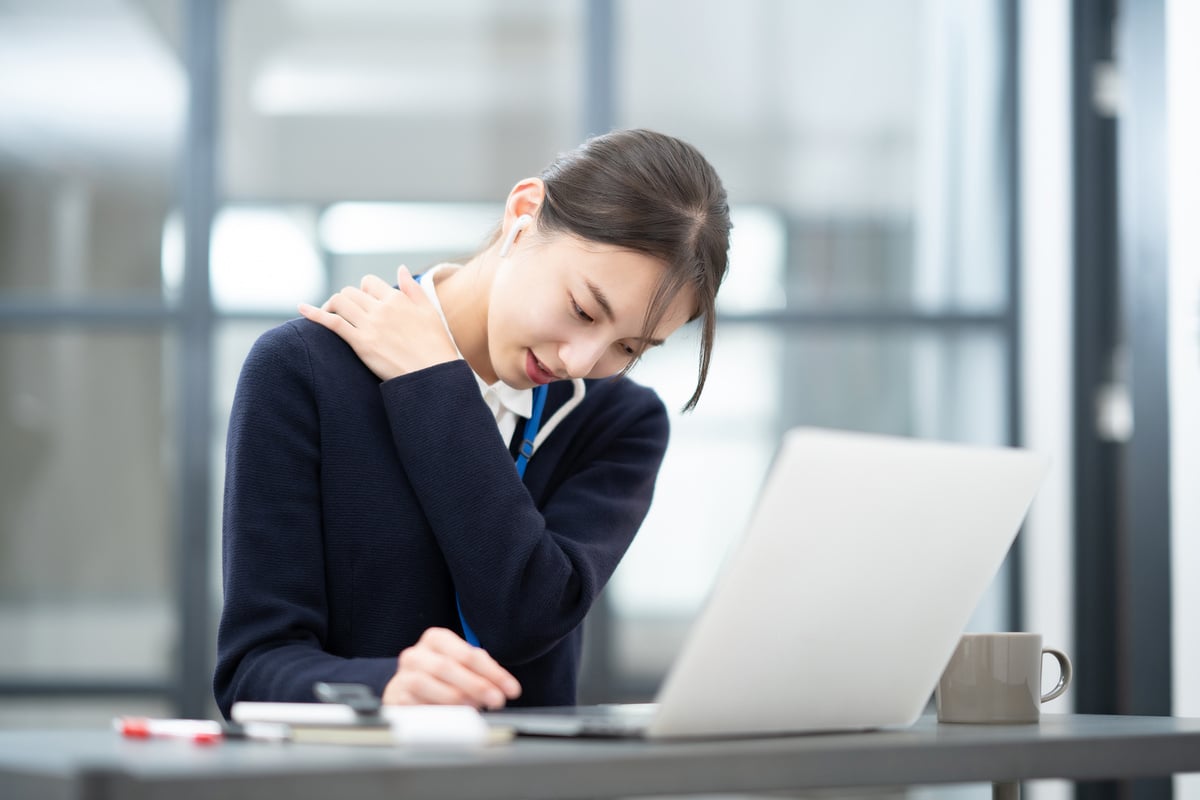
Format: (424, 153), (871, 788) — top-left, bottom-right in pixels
(571, 297), (594, 323)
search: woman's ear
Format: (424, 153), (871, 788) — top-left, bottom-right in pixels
(498, 178), (546, 256)
(504, 178), (546, 225)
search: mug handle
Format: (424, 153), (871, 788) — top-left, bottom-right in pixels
(1041, 647), (1073, 703)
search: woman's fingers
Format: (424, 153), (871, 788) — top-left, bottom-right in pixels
(398, 648), (506, 708)
(382, 627), (523, 709)
(328, 285), (375, 318)
(359, 272), (396, 299)
(310, 268), (419, 323)
(396, 264), (416, 289)
(299, 269), (458, 381)
(395, 264), (434, 306)
(298, 302), (357, 337)
(301, 286), (375, 331)
(421, 627), (522, 699)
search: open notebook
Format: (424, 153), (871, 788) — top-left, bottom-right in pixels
(484, 427), (1049, 739)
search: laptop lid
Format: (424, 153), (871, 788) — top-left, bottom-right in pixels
(485, 428), (1049, 739)
(643, 427), (1049, 738)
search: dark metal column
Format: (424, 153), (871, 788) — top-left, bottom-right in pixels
(577, 0), (618, 703)
(1071, 0), (1121, 729)
(583, 0), (615, 140)
(177, 0), (219, 717)
(1000, 0), (1024, 631)
(1073, 0), (1173, 798)
(1116, 0), (1172, 724)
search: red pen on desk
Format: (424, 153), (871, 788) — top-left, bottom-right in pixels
(113, 716), (224, 745)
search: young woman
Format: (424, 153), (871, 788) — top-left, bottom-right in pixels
(213, 129), (731, 717)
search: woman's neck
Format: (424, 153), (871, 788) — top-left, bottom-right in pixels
(434, 258), (497, 385)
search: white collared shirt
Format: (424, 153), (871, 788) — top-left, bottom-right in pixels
(417, 264), (532, 449)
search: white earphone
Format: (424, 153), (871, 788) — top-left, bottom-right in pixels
(499, 214), (534, 257)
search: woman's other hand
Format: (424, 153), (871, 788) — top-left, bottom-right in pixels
(382, 627), (523, 709)
(299, 266), (459, 381)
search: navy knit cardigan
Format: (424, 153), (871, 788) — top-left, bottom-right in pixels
(213, 318), (669, 718)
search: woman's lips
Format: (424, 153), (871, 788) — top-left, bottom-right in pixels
(525, 350), (556, 385)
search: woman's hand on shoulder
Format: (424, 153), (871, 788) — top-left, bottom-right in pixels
(299, 266), (459, 381)
(382, 627), (523, 709)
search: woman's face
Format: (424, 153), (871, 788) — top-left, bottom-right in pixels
(486, 232), (695, 390)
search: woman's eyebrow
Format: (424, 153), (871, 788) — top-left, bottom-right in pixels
(584, 279), (616, 322)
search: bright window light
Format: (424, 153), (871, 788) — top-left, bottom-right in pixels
(718, 206), (787, 313)
(210, 207), (324, 313)
(164, 207), (324, 311)
(0, 15), (183, 159)
(160, 211), (184, 306)
(318, 203), (501, 255)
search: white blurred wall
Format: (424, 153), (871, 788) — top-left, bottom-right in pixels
(1168, 3), (1200, 800)
(1019, 4), (1073, 800)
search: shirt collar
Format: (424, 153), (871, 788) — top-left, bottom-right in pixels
(418, 264), (533, 419)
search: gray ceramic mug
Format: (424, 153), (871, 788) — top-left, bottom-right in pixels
(936, 632), (1072, 724)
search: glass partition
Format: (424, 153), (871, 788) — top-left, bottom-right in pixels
(0, 331), (178, 683)
(0, 0), (1018, 724)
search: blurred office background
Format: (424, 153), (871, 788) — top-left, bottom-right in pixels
(0, 2), (1195, 800)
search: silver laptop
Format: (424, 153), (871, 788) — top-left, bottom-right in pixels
(484, 427), (1049, 740)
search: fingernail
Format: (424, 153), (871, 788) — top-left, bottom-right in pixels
(486, 690), (505, 708)
(506, 681), (521, 698)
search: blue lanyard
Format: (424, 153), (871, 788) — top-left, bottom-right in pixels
(457, 382), (548, 647)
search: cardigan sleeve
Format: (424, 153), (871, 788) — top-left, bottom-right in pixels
(213, 323), (396, 719)
(380, 361), (669, 665)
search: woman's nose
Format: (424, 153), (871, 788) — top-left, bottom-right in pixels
(559, 338), (609, 379)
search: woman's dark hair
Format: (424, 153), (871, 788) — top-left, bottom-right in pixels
(534, 128), (731, 411)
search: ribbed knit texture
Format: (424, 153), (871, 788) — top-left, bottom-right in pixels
(213, 318), (669, 719)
